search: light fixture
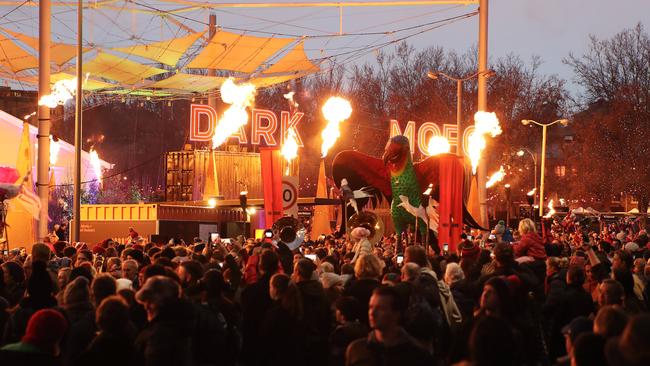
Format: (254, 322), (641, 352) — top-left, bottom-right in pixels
(207, 197), (218, 208)
(521, 119), (531, 126)
(559, 119), (570, 127)
(516, 150), (525, 157)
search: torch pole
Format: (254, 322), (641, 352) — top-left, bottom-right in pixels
(477, 0), (489, 228)
(72, 0), (83, 242)
(37, 0), (51, 240)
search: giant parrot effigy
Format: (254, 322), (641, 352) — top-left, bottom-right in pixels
(332, 135), (483, 243)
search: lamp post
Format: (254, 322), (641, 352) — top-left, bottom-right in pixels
(515, 147), (538, 207)
(504, 183), (511, 228)
(427, 70), (495, 156)
(521, 119), (569, 217)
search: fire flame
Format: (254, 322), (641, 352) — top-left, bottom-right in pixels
(283, 91), (299, 108)
(38, 73), (89, 108)
(212, 78), (256, 148)
(485, 165), (506, 188)
(49, 136), (60, 166)
(426, 136), (451, 156)
(320, 96), (352, 158)
(468, 111), (502, 174)
(89, 149), (102, 183)
(544, 199), (556, 218)
(527, 188), (536, 196)
(281, 128), (299, 163)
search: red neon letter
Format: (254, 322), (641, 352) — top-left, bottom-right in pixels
(281, 111), (304, 147)
(189, 104), (217, 141)
(251, 109), (278, 146)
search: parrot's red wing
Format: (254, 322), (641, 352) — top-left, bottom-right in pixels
(413, 155), (442, 194)
(414, 154), (486, 230)
(332, 151), (391, 201)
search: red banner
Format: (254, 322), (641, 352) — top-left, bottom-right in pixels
(260, 148), (284, 226)
(438, 155), (464, 253)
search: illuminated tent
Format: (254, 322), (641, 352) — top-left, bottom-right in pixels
(187, 30), (294, 73)
(262, 41), (320, 74)
(78, 52), (167, 85)
(0, 32), (39, 72)
(112, 31), (205, 67)
(148, 73), (227, 92)
(0, 27), (88, 66)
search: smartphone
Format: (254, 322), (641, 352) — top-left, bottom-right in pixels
(443, 243), (449, 253)
(264, 230), (273, 238)
(209, 232), (220, 243)
(396, 255), (404, 264)
(218, 262), (224, 268)
(488, 234), (496, 240)
(305, 254), (317, 261)
(467, 235), (473, 241)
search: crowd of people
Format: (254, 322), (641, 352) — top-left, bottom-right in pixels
(1, 215), (650, 366)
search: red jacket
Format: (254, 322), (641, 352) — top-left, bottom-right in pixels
(514, 232), (547, 260)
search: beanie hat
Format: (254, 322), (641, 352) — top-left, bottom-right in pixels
(64, 276), (90, 306)
(321, 272), (343, 289)
(22, 309), (68, 351)
(116, 278), (133, 291)
(351, 227), (371, 240)
(460, 241), (480, 260)
(624, 242), (640, 253)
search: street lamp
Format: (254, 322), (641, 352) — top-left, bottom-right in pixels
(521, 118), (570, 217)
(427, 70), (495, 155)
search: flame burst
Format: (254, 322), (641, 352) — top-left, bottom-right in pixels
(544, 199), (556, 218)
(283, 91), (299, 108)
(49, 136), (60, 165)
(527, 188), (536, 196)
(38, 73), (89, 108)
(281, 128), (299, 163)
(468, 111), (502, 174)
(89, 149), (102, 183)
(212, 78), (256, 148)
(485, 165), (506, 188)
(426, 136), (451, 156)
(320, 96), (352, 158)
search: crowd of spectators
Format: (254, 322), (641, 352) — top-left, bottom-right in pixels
(1, 214), (650, 366)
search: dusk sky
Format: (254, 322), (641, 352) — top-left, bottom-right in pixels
(1, 0), (649, 94)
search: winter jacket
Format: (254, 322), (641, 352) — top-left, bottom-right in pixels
(75, 330), (142, 366)
(258, 302), (307, 366)
(0, 342), (61, 366)
(60, 301), (96, 366)
(343, 278), (380, 326)
(297, 279), (333, 366)
(345, 328), (435, 366)
(514, 232), (547, 260)
(135, 299), (195, 366)
(350, 239), (372, 264)
(329, 322), (367, 366)
(240, 273), (274, 366)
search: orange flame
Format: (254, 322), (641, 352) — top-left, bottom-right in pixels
(468, 111), (502, 174)
(49, 136), (60, 166)
(544, 199), (556, 218)
(212, 78), (256, 148)
(281, 128), (299, 163)
(320, 96), (352, 157)
(426, 136), (451, 156)
(89, 149), (102, 183)
(485, 165), (506, 188)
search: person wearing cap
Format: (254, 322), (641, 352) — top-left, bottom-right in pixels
(0, 308), (68, 364)
(556, 316), (593, 366)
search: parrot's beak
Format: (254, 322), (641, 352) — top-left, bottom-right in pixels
(382, 143), (401, 166)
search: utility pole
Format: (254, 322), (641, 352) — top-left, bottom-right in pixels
(477, 0), (489, 228)
(37, 0), (51, 241)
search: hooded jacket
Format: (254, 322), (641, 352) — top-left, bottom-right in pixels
(514, 232), (547, 260)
